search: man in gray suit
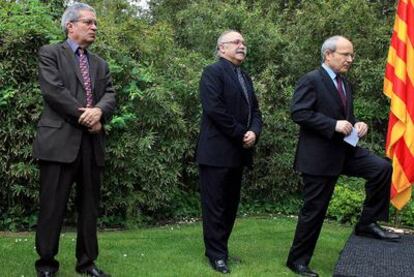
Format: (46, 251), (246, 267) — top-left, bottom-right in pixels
(33, 3), (115, 277)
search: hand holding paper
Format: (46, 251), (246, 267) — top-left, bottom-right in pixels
(344, 127), (359, 147)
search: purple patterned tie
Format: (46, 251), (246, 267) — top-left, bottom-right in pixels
(78, 48), (93, 107)
(335, 75), (346, 108)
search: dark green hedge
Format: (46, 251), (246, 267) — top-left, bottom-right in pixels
(2, 0), (410, 230)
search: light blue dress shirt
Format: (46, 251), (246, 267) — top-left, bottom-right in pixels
(66, 39), (90, 68)
(322, 63), (346, 95)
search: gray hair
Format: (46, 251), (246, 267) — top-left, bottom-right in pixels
(321, 35), (345, 62)
(61, 2), (96, 35)
(215, 29), (240, 58)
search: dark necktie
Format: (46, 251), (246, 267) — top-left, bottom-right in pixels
(236, 67), (251, 127)
(78, 48), (93, 108)
(335, 75), (346, 108)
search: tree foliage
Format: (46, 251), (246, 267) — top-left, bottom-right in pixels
(1, 0), (410, 230)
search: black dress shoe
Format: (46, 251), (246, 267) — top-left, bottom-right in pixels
(287, 262), (319, 277)
(355, 222), (401, 241)
(209, 259), (230, 274)
(76, 266), (111, 277)
(37, 271), (55, 277)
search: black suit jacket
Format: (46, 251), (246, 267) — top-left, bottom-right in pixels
(196, 58), (262, 168)
(291, 67), (358, 176)
(32, 41), (116, 166)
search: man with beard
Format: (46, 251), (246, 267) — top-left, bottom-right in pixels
(286, 35), (399, 277)
(33, 3), (115, 277)
(196, 30), (263, 274)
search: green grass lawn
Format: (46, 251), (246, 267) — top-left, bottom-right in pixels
(0, 216), (352, 276)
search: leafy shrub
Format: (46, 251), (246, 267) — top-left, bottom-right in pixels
(390, 200), (414, 228)
(0, 0), (407, 230)
(327, 179), (364, 224)
(329, 180), (414, 227)
(0, 0), (61, 230)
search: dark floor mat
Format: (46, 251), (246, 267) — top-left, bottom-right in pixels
(333, 233), (413, 277)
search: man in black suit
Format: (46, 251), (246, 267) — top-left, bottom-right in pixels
(286, 35), (400, 277)
(32, 3), (115, 277)
(196, 30), (262, 274)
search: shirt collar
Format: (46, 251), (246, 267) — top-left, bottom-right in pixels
(220, 57), (241, 70)
(66, 38), (89, 56)
(67, 39), (80, 53)
(322, 63), (337, 81)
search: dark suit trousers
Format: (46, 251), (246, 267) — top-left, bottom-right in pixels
(35, 134), (102, 273)
(199, 165), (243, 260)
(287, 148), (392, 266)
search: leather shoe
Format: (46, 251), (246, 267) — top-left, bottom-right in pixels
(76, 266), (111, 277)
(209, 259), (230, 274)
(37, 271), (55, 277)
(355, 222), (401, 241)
(287, 262), (319, 277)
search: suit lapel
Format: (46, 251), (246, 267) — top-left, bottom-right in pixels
(220, 58), (239, 86)
(220, 58), (250, 105)
(88, 52), (97, 90)
(343, 77), (352, 119)
(61, 42), (85, 87)
(319, 67), (346, 116)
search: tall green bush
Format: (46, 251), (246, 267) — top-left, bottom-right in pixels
(1, 0), (411, 230)
(0, 0), (61, 230)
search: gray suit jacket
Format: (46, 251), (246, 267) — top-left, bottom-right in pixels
(32, 41), (116, 166)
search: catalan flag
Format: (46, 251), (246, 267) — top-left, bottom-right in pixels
(384, 0), (414, 209)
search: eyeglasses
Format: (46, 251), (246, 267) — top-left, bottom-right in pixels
(335, 51), (355, 59)
(72, 19), (98, 27)
(221, 39), (247, 47)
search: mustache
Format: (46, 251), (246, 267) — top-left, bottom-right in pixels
(236, 49), (247, 55)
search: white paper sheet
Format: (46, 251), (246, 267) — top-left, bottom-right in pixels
(343, 127), (359, 147)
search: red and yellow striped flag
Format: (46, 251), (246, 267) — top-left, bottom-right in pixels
(384, 0), (414, 210)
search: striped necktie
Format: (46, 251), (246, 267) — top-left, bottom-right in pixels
(78, 48), (93, 107)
